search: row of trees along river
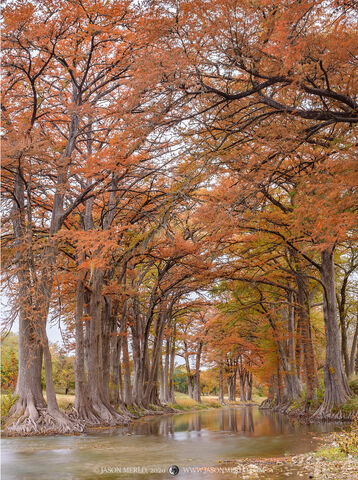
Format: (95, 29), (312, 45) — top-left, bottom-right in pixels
(1, 0), (358, 435)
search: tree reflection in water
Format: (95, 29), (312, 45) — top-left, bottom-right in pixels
(127, 406), (339, 440)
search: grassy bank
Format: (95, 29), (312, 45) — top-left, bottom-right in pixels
(1, 391), (261, 423)
(168, 392), (263, 411)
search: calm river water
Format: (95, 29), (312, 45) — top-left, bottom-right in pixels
(1, 406), (341, 480)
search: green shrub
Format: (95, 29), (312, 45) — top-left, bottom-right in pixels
(1, 394), (18, 420)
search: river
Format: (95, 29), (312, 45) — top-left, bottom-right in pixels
(1, 406), (341, 480)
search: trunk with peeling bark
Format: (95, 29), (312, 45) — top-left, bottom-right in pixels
(267, 310), (302, 404)
(237, 357), (247, 402)
(168, 323), (176, 404)
(351, 310), (358, 377)
(121, 304), (133, 407)
(101, 298), (112, 404)
(110, 332), (122, 407)
(246, 372), (253, 401)
(184, 340), (194, 399)
(74, 280), (99, 424)
(193, 341), (203, 403)
(239, 374), (246, 402)
(6, 167), (81, 435)
(218, 363), (225, 404)
(7, 310), (46, 434)
(227, 359), (237, 402)
(160, 338), (170, 403)
(85, 271), (128, 424)
(295, 271), (317, 403)
(143, 305), (169, 407)
(312, 248), (352, 419)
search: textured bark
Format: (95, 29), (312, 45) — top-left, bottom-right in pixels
(246, 372), (253, 401)
(101, 298), (112, 404)
(143, 305), (168, 407)
(168, 323), (176, 404)
(6, 168), (80, 434)
(74, 280), (99, 423)
(227, 372), (237, 402)
(130, 298), (142, 404)
(295, 271), (317, 402)
(121, 303), (133, 406)
(160, 338), (170, 403)
(110, 332), (122, 406)
(312, 248), (352, 419)
(85, 271), (128, 424)
(193, 341), (203, 403)
(268, 312), (302, 402)
(239, 374), (246, 402)
(349, 310), (358, 377)
(184, 340), (194, 399)
(218, 362), (225, 404)
(238, 357), (247, 402)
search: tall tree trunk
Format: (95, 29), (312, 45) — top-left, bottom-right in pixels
(101, 298), (112, 404)
(86, 271), (127, 424)
(121, 303), (133, 406)
(160, 338), (170, 403)
(227, 362), (237, 402)
(295, 271), (317, 403)
(168, 323), (176, 404)
(312, 248), (352, 418)
(267, 312), (302, 403)
(218, 362), (225, 404)
(239, 373), (246, 402)
(74, 280), (97, 420)
(184, 341), (194, 399)
(110, 333), (123, 406)
(193, 342), (203, 403)
(109, 300), (122, 406)
(246, 372), (253, 401)
(143, 305), (168, 407)
(350, 309), (358, 377)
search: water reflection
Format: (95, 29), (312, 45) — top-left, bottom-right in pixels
(127, 406), (336, 438)
(1, 407), (342, 480)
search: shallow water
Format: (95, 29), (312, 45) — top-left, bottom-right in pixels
(1, 406), (341, 480)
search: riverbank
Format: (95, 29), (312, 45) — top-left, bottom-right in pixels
(2, 405), (356, 479)
(230, 430), (358, 479)
(1, 392), (262, 437)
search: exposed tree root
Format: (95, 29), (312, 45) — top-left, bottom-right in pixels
(90, 399), (132, 425)
(70, 405), (102, 426)
(311, 403), (354, 422)
(259, 398), (276, 409)
(5, 406), (85, 436)
(259, 397), (356, 422)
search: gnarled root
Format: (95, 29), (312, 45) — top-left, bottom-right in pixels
(91, 399), (132, 425)
(70, 405), (102, 426)
(259, 398), (275, 410)
(5, 399), (85, 436)
(311, 403), (354, 422)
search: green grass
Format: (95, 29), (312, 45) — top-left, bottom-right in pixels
(342, 395), (358, 413)
(313, 446), (349, 460)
